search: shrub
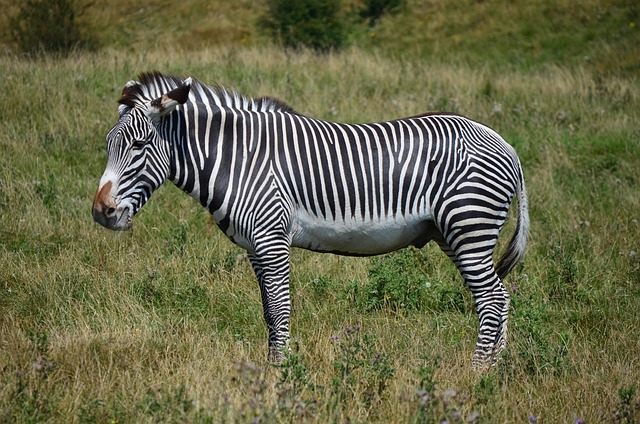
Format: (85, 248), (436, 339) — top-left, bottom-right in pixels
(345, 249), (471, 313)
(359, 0), (404, 26)
(364, 249), (429, 310)
(261, 0), (347, 51)
(9, 0), (93, 55)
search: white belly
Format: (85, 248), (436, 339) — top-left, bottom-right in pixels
(290, 209), (435, 255)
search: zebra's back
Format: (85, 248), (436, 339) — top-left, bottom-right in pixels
(261, 112), (519, 256)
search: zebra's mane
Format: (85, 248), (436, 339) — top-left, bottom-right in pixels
(118, 71), (297, 115)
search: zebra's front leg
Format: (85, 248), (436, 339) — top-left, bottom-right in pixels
(247, 248), (292, 363)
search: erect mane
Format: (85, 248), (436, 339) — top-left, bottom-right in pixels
(118, 71), (297, 114)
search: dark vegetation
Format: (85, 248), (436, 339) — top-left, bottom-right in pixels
(8, 0), (95, 55)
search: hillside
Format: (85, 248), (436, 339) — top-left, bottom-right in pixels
(1, 0), (638, 73)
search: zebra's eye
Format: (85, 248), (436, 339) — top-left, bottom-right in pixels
(131, 139), (146, 150)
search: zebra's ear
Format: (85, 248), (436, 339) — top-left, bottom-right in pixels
(118, 104), (131, 117)
(118, 80), (140, 117)
(145, 79), (192, 121)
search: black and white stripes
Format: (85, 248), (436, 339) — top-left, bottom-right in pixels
(93, 72), (529, 369)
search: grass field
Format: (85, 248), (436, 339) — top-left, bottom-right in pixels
(1, 1), (640, 423)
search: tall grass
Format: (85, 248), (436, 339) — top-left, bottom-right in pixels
(1, 45), (639, 422)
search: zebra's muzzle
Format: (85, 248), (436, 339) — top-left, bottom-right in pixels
(92, 202), (132, 231)
(92, 181), (133, 231)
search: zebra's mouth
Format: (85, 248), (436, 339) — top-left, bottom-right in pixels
(116, 206), (133, 230)
(92, 202), (133, 231)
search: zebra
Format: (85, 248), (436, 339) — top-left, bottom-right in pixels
(92, 71), (529, 370)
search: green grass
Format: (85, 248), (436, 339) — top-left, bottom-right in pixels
(1, 1), (640, 422)
(1, 0), (638, 73)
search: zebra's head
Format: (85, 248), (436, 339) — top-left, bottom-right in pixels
(92, 75), (191, 230)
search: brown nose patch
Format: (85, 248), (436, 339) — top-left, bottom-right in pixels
(93, 181), (116, 212)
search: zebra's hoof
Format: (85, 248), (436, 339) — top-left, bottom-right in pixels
(471, 349), (493, 372)
(471, 346), (505, 372)
(268, 346), (288, 364)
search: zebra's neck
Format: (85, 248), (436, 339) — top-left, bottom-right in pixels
(188, 78), (296, 115)
(168, 102), (251, 223)
(160, 77), (296, 226)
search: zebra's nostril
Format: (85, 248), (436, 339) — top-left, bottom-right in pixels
(106, 206), (116, 216)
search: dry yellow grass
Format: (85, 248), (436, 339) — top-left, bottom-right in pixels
(1, 44), (639, 422)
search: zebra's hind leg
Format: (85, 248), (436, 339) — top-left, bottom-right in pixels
(247, 247), (292, 363)
(469, 273), (510, 371)
(492, 287), (510, 366)
(437, 241), (510, 371)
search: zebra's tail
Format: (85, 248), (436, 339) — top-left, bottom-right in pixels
(495, 160), (530, 280)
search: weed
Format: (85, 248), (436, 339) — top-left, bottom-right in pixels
(6, 371), (53, 422)
(274, 342), (318, 419)
(77, 399), (106, 424)
(137, 385), (194, 422)
(220, 250), (243, 273)
(4, 353), (58, 422)
(330, 325), (395, 415)
(472, 374), (496, 410)
(546, 242), (579, 301)
(611, 386), (640, 424)
(227, 352), (320, 422)
(27, 330), (50, 355)
(410, 356), (480, 423)
(231, 360), (272, 423)
(35, 172), (57, 210)
(509, 291), (571, 376)
(275, 342), (310, 393)
(310, 275), (331, 297)
(164, 223), (189, 256)
(352, 249), (470, 314)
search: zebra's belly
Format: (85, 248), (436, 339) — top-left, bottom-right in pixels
(290, 210), (438, 256)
